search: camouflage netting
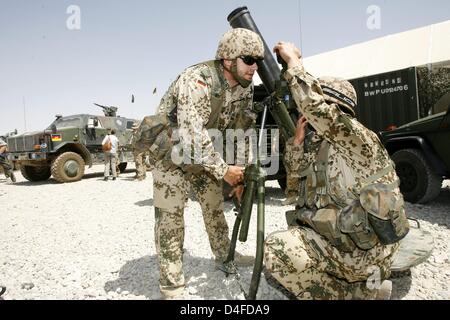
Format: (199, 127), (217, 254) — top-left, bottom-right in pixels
(417, 62), (450, 117)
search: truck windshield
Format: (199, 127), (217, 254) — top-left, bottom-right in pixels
(48, 117), (82, 129)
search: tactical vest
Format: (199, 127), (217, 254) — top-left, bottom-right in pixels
(286, 140), (410, 252)
(132, 60), (247, 173)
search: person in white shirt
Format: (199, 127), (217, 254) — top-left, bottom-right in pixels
(102, 129), (119, 181)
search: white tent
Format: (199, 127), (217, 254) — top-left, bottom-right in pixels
(303, 20), (450, 80)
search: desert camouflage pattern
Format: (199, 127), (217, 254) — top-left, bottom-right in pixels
(265, 64), (406, 299)
(0, 138), (13, 179)
(265, 227), (398, 299)
(130, 121), (148, 180)
(417, 64), (450, 116)
(283, 134), (322, 204)
(153, 61), (256, 295)
(215, 28), (264, 60)
(283, 175), (300, 205)
(283, 65), (402, 199)
(0, 156), (13, 179)
(133, 149), (147, 179)
(157, 62), (255, 180)
(154, 163), (231, 295)
(318, 76), (357, 117)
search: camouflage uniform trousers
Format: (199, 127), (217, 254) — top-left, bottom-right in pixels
(153, 161), (231, 295)
(133, 150), (147, 179)
(264, 226), (399, 300)
(0, 156), (13, 178)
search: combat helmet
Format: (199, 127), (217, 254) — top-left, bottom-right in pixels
(215, 28), (264, 60)
(318, 77), (357, 117)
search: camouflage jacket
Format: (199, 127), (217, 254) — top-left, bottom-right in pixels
(157, 61), (256, 180)
(283, 64), (402, 207)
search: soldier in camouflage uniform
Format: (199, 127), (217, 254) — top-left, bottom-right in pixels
(152, 28), (264, 298)
(0, 137), (15, 182)
(264, 42), (410, 300)
(131, 121), (148, 181)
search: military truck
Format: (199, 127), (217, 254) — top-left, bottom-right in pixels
(379, 100), (450, 203)
(7, 105), (137, 183)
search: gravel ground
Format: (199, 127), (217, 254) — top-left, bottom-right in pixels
(0, 164), (449, 300)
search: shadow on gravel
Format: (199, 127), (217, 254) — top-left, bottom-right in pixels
(83, 169), (135, 181)
(104, 255), (161, 299)
(104, 252), (256, 300)
(134, 199), (154, 207)
(12, 179), (59, 186)
(390, 270), (413, 300)
(11, 169), (136, 186)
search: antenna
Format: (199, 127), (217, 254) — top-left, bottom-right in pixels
(298, 0), (303, 51)
(23, 96), (27, 131)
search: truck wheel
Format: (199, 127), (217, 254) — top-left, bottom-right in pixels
(20, 165), (51, 182)
(51, 152), (85, 183)
(391, 149), (442, 203)
(118, 162), (127, 173)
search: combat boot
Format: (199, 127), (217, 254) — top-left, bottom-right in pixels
(160, 285), (186, 300)
(375, 280), (392, 300)
(9, 171), (16, 183)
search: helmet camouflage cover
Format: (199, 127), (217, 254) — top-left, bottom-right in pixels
(215, 28), (264, 60)
(318, 76), (357, 116)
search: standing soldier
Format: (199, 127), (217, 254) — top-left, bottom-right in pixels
(131, 121), (148, 181)
(264, 42), (409, 300)
(0, 137), (16, 182)
(149, 28), (264, 298)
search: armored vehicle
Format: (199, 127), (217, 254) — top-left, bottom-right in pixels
(7, 104), (137, 183)
(379, 101), (450, 203)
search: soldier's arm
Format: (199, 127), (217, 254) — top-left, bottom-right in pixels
(283, 64), (376, 160)
(283, 64), (342, 137)
(176, 67), (229, 180)
(233, 90), (257, 166)
(283, 136), (318, 178)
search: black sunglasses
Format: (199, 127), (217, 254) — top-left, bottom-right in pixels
(239, 55), (262, 66)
